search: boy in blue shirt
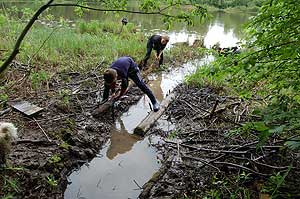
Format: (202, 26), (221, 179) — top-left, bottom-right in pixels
(102, 56), (160, 112)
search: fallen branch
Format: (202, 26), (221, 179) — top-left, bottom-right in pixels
(134, 93), (176, 136)
(133, 179), (143, 190)
(0, 108), (10, 116)
(183, 155), (220, 172)
(165, 140), (248, 155)
(209, 99), (219, 119)
(12, 139), (56, 145)
(213, 161), (271, 176)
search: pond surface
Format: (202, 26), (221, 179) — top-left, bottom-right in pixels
(1, 1), (255, 198)
(1, 1), (252, 48)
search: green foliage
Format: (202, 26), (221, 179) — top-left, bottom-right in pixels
(285, 137), (300, 150)
(0, 14), (7, 26)
(203, 173), (253, 199)
(48, 154), (62, 164)
(262, 166), (291, 198)
(0, 88), (9, 102)
(58, 89), (71, 105)
(168, 130), (178, 139)
(196, 0), (263, 10)
(59, 141), (71, 150)
(1, 194), (15, 199)
(46, 175), (58, 187)
(188, 0), (300, 145)
(29, 70), (49, 90)
(1, 175), (20, 193)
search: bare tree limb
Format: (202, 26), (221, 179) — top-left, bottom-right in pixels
(0, 0), (54, 74)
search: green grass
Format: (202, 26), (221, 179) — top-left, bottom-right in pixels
(0, 14), (146, 73)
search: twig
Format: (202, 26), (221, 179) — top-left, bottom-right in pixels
(209, 99), (219, 119)
(33, 117), (52, 142)
(96, 178), (102, 188)
(133, 179), (143, 190)
(214, 161), (271, 176)
(12, 139), (55, 145)
(165, 140), (247, 155)
(252, 160), (297, 170)
(183, 155), (220, 172)
(0, 108), (10, 116)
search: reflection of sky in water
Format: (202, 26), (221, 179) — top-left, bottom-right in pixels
(147, 29), (201, 49)
(160, 56), (214, 98)
(150, 22), (240, 50)
(168, 31), (200, 47)
(204, 24), (240, 48)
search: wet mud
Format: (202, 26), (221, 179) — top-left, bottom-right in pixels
(0, 67), (144, 198)
(140, 84), (300, 199)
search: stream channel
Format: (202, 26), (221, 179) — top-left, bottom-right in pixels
(64, 20), (244, 199)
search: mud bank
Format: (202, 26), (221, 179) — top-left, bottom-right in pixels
(0, 68), (145, 198)
(140, 84), (300, 199)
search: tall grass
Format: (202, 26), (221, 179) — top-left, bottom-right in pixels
(0, 14), (146, 73)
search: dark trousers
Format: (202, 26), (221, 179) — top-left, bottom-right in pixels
(129, 70), (157, 105)
(143, 42), (163, 67)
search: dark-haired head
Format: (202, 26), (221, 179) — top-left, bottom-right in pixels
(103, 68), (117, 85)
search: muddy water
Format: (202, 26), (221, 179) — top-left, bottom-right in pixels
(64, 15), (250, 199)
(64, 61), (212, 199)
(64, 48), (215, 199)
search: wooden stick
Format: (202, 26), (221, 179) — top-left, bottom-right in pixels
(209, 99), (219, 119)
(33, 117), (52, 142)
(13, 139), (56, 145)
(182, 155), (220, 172)
(165, 139), (247, 155)
(213, 161), (271, 176)
(134, 93), (176, 136)
(133, 179), (143, 189)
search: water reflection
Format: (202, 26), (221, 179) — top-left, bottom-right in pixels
(148, 74), (163, 101)
(107, 118), (142, 160)
(204, 23), (240, 48)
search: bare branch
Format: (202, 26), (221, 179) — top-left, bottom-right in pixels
(0, 0), (54, 74)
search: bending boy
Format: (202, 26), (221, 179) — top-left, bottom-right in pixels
(102, 56), (160, 112)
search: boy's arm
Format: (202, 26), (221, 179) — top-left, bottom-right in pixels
(114, 78), (128, 100)
(102, 84), (110, 102)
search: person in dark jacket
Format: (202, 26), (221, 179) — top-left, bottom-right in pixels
(141, 35), (169, 68)
(102, 56), (160, 112)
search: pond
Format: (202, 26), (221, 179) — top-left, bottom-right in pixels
(1, 1), (251, 49)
